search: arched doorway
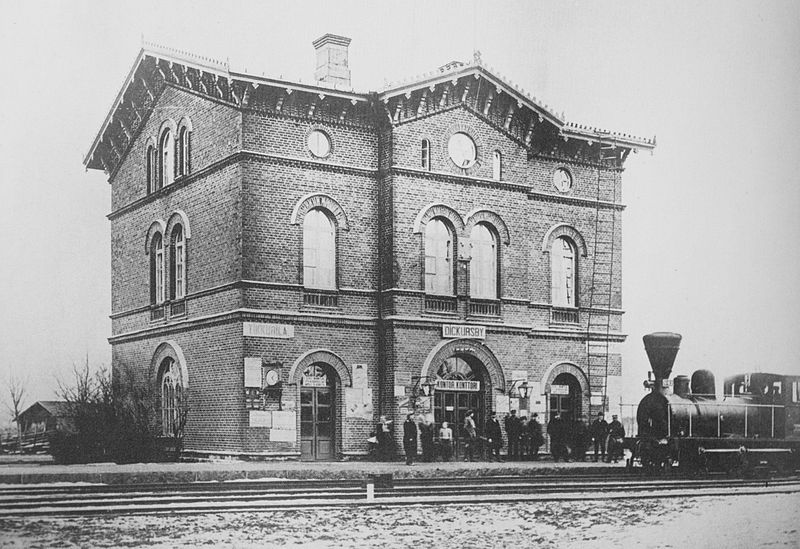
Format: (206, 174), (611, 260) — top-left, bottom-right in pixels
(549, 372), (582, 422)
(300, 363), (337, 461)
(433, 355), (487, 458)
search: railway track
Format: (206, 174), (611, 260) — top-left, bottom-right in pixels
(1, 474), (798, 517)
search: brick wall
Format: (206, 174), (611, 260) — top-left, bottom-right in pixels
(104, 76), (628, 459)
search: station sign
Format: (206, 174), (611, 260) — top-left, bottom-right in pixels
(436, 379), (481, 392)
(550, 384), (570, 395)
(442, 324), (485, 339)
(243, 322), (294, 339)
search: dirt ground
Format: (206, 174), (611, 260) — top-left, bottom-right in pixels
(1, 493), (798, 548)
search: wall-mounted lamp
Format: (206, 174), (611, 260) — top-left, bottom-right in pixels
(412, 376), (436, 397)
(508, 379), (530, 400)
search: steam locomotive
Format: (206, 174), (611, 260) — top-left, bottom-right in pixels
(629, 332), (800, 475)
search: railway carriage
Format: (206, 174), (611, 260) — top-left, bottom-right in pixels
(629, 332), (800, 475)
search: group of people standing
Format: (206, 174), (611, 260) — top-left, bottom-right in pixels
(375, 410), (625, 464)
(549, 412), (626, 462)
(499, 410), (545, 461)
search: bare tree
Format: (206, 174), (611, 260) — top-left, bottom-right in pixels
(7, 376), (27, 453)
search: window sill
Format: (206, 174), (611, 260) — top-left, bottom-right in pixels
(550, 307), (579, 325)
(467, 299), (501, 317)
(302, 289), (339, 308)
(149, 300), (188, 324)
(424, 294), (457, 314)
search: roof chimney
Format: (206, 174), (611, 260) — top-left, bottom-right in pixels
(313, 34), (351, 89)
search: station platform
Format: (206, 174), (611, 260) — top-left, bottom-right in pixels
(0, 455), (625, 485)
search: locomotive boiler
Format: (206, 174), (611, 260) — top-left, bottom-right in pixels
(631, 332), (800, 475)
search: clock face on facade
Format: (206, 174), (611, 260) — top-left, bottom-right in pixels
(307, 130), (331, 158)
(552, 168), (573, 193)
(447, 132), (477, 168)
(264, 369), (280, 387)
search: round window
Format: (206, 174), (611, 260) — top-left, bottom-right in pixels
(552, 168), (573, 193)
(447, 132), (477, 169)
(307, 130), (331, 158)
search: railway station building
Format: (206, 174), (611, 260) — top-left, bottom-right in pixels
(84, 35), (654, 460)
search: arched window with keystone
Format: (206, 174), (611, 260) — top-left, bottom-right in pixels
(150, 233), (165, 305)
(551, 236), (577, 307)
(169, 224), (186, 300)
(425, 217), (454, 295)
(303, 208), (336, 289)
(160, 128), (174, 188)
(470, 223), (498, 299)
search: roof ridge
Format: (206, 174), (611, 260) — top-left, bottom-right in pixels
(142, 40), (229, 71)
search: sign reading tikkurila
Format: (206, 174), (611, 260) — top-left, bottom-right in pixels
(441, 324), (486, 339)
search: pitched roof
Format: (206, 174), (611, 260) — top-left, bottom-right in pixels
(84, 42), (654, 176)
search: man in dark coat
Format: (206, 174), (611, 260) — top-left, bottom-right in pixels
(606, 414), (626, 463)
(572, 415), (590, 461)
(589, 412), (608, 462)
(504, 410), (521, 460)
(528, 413), (544, 460)
(486, 413), (504, 462)
(403, 413), (418, 465)
(548, 413), (568, 461)
(419, 414), (435, 462)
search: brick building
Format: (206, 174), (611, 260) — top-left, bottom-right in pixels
(84, 35), (654, 460)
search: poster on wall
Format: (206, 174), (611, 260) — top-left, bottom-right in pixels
(510, 370), (528, 383)
(281, 392), (296, 413)
(495, 394), (510, 414)
(271, 411), (295, 430)
(346, 387), (373, 420)
(352, 363), (367, 389)
(244, 358), (262, 388)
(248, 410), (271, 428)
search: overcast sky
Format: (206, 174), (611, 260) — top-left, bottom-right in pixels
(1, 1), (798, 416)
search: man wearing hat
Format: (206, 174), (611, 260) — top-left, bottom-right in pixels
(589, 412), (608, 462)
(606, 414), (625, 463)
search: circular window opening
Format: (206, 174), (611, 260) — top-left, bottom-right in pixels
(447, 132), (477, 169)
(552, 168), (573, 193)
(307, 130), (332, 158)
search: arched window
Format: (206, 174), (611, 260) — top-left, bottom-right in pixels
(146, 145), (156, 193)
(470, 223), (497, 299)
(303, 208), (336, 289)
(177, 126), (191, 177)
(150, 233), (165, 304)
(492, 150), (502, 180)
(160, 129), (174, 188)
(159, 357), (183, 437)
(170, 225), (185, 300)
(551, 236), (577, 307)
(425, 218), (453, 295)
(421, 139), (431, 171)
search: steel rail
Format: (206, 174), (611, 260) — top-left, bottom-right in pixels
(0, 476), (797, 518)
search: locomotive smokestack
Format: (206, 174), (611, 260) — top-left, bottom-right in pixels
(643, 332), (682, 385)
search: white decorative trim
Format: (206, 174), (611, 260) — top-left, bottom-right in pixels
(151, 340), (190, 389)
(144, 219), (167, 254)
(289, 192), (350, 230)
(541, 223), (588, 257)
(412, 202), (465, 234)
(166, 210), (192, 238)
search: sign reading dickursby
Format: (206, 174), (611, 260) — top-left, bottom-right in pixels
(243, 322), (294, 339)
(442, 324), (486, 339)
